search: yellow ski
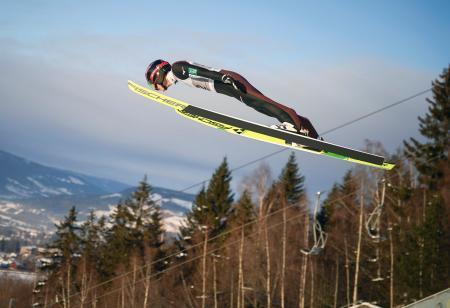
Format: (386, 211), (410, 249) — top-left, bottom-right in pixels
(128, 80), (395, 170)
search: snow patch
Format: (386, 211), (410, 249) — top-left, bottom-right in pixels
(93, 205), (117, 219)
(151, 193), (164, 206)
(5, 185), (31, 198)
(59, 176), (85, 185)
(0, 214), (36, 232)
(27, 177), (63, 196)
(100, 193), (122, 199)
(161, 209), (185, 234)
(69, 176), (85, 185)
(58, 188), (73, 195)
(169, 198), (192, 210)
(7, 178), (30, 190)
(0, 202), (21, 211)
(29, 208), (45, 215)
(93, 209), (112, 218)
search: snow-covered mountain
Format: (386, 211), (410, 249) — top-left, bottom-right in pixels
(0, 150), (129, 200)
(0, 150), (194, 245)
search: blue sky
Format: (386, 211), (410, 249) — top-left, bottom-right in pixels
(1, 1), (449, 199)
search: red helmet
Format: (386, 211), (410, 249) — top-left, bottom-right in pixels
(145, 59), (171, 89)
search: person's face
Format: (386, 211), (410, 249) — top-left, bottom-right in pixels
(154, 73), (174, 92)
(154, 83), (167, 91)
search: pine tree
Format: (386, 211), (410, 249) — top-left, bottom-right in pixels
(278, 152), (305, 204)
(77, 210), (102, 305)
(49, 206), (81, 305)
(417, 195), (447, 295)
(101, 202), (132, 277)
(182, 186), (209, 235)
(404, 65), (450, 189)
(124, 177), (167, 275)
(93, 215), (109, 279)
(80, 210), (101, 259)
(233, 189), (255, 227)
(206, 157), (235, 235)
(400, 65), (450, 299)
(147, 202), (164, 248)
(53, 206), (81, 262)
(316, 170), (359, 250)
(147, 200), (166, 273)
(179, 158), (234, 244)
(128, 176), (155, 253)
(340, 170), (359, 198)
(317, 183), (340, 231)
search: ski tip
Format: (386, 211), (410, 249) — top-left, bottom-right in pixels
(382, 162), (396, 170)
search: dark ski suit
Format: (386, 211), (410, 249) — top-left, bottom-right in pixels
(171, 61), (319, 138)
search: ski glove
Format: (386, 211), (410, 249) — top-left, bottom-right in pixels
(221, 74), (245, 92)
(221, 74), (235, 85)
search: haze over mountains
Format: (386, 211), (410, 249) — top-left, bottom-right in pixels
(0, 150), (194, 246)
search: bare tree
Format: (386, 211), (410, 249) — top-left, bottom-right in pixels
(213, 255), (218, 308)
(265, 217), (272, 308)
(309, 259), (315, 308)
(389, 223), (394, 308)
(121, 276), (125, 308)
(181, 272), (195, 308)
(201, 229), (208, 308)
(280, 195), (287, 308)
(345, 238), (350, 307)
(142, 259), (152, 308)
(334, 257), (339, 308)
(352, 183), (364, 304)
(299, 209), (309, 308)
(237, 228), (245, 308)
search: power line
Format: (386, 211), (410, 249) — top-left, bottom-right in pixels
(320, 88), (431, 136)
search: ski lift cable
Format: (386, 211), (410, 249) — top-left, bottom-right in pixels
(46, 88), (432, 306)
(319, 88), (431, 136)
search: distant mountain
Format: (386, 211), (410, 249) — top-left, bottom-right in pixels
(0, 150), (195, 246)
(0, 150), (130, 200)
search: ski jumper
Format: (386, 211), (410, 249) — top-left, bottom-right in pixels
(170, 61), (319, 138)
